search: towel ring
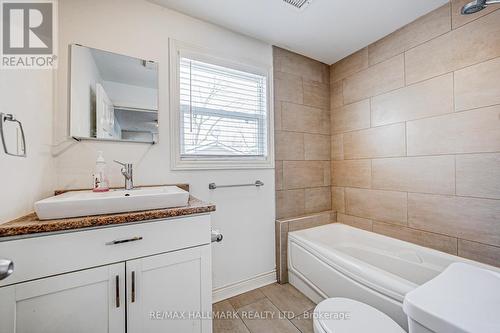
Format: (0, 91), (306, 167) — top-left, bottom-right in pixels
(0, 113), (27, 157)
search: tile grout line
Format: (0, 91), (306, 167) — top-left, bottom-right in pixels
(457, 237), (500, 249)
(337, 150), (500, 162)
(346, 214), (457, 243)
(368, 6), (452, 67)
(403, 49), (407, 86)
(242, 318), (257, 333)
(344, 53), (500, 104)
(449, 0), (453, 31)
(383, 2), (493, 64)
(220, 298), (256, 333)
(404, 120), (408, 157)
(370, 159), (373, 190)
(280, 101), (283, 129)
(262, 290), (315, 322)
(406, 191), (409, 226)
(406, 53), (500, 86)
(344, 186), (348, 216)
(452, 71), (456, 112)
(334, 9), (499, 85)
(289, 306), (317, 333)
(451, 6), (500, 30)
(237, 307), (253, 333)
(342, 211), (500, 252)
(337, 72), (500, 134)
(454, 155), (457, 196)
(256, 289), (305, 332)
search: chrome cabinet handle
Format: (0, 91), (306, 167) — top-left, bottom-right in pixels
(131, 271), (136, 303)
(0, 259), (14, 281)
(105, 236), (143, 245)
(115, 275), (120, 308)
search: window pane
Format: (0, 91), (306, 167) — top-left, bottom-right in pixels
(179, 57), (268, 158)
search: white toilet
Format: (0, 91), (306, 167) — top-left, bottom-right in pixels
(313, 297), (405, 333)
(313, 263), (500, 333)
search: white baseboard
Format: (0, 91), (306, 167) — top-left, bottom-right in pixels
(212, 270), (276, 303)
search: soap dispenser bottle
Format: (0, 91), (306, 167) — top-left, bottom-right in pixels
(93, 151), (110, 192)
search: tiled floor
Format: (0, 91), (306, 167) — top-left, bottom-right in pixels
(213, 283), (316, 333)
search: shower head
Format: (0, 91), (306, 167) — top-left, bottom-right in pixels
(461, 0), (500, 15)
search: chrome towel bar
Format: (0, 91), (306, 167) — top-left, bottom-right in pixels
(209, 180), (264, 190)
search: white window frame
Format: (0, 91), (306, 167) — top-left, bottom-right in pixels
(169, 39), (274, 170)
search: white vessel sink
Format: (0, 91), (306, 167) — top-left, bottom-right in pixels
(34, 186), (190, 220)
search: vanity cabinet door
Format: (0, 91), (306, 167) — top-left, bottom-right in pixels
(126, 244), (212, 333)
(0, 263), (126, 333)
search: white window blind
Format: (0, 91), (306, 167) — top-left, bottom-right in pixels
(179, 56), (268, 159)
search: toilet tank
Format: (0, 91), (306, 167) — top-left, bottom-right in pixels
(403, 263), (500, 333)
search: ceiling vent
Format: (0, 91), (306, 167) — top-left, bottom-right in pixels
(283, 0), (313, 10)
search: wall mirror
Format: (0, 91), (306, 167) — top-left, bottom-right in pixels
(70, 45), (159, 143)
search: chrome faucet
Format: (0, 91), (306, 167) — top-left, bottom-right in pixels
(114, 160), (134, 190)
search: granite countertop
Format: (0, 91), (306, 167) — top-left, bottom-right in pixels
(0, 195), (215, 238)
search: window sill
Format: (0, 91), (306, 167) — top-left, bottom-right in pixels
(171, 157), (274, 170)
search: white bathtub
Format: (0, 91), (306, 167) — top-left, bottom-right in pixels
(288, 223), (497, 331)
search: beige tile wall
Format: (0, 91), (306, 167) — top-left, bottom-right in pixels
(274, 47), (331, 220)
(330, 2), (500, 267)
(276, 211), (336, 283)
(274, 47), (335, 283)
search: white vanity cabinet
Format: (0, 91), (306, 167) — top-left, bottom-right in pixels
(127, 245), (212, 333)
(0, 263), (126, 333)
(0, 214), (213, 333)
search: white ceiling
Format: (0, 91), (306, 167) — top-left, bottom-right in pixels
(150, 0), (448, 65)
(91, 48), (158, 88)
